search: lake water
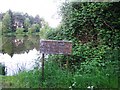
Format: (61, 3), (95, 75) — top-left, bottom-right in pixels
(0, 35), (42, 76)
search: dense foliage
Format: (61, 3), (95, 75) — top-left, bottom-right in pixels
(46, 2), (120, 88)
(49, 2), (120, 46)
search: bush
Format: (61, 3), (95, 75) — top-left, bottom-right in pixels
(46, 44), (119, 88)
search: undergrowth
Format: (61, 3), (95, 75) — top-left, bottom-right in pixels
(1, 56), (119, 89)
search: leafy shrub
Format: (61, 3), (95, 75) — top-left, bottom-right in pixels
(46, 44), (119, 88)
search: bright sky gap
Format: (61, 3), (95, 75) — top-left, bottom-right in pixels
(0, 0), (64, 28)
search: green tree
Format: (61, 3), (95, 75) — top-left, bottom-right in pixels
(24, 18), (30, 32)
(0, 22), (2, 35)
(8, 10), (15, 32)
(39, 19), (53, 39)
(47, 2), (120, 75)
(2, 12), (12, 33)
(58, 2), (120, 47)
(34, 15), (41, 27)
(28, 24), (40, 33)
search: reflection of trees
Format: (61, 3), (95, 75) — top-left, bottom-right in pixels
(2, 35), (40, 56)
(0, 36), (2, 52)
(13, 36), (25, 54)
(2, 35), (15, 56)
(24, 35), (40, 51)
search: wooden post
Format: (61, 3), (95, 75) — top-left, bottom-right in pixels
(41, 53), (45, 81)
(66, 55), (69, 69)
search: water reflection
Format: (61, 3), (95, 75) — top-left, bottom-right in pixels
(0, 35), (41, 75)
(1, 35), (40, 56)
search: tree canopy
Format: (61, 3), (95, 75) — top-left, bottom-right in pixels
(0, 10), (43, 34)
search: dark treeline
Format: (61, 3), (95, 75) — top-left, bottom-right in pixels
(0, 10), (45, 34)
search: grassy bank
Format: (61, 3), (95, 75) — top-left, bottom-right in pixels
(0, 58), (119, 89)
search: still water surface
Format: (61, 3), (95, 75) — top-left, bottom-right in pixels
(0, 35), (41, 75)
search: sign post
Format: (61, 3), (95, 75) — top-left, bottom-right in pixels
(41, 53), (45, 81)
(40, 40), (72, 81)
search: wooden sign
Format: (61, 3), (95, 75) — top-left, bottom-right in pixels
(39, 40), (72, 81)
(40, 40), (72, 55)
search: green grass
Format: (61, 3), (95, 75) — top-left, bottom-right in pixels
(0, 59), (119, 89)
(0, 61), (73, 88)
(0, 69), (41, 88)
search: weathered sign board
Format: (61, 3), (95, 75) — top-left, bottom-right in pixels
(40, 40), (72, 81)
(40, 40), (72, 55)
